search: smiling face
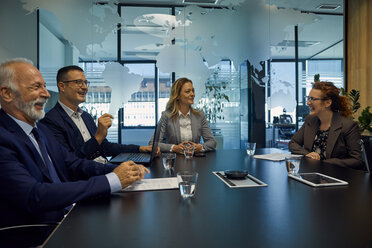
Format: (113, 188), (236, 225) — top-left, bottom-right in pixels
(307, 88), (331, 116)
(3, 62), (50, 125)
(58, 70), (88, 110)
(177, 82), (195, 108)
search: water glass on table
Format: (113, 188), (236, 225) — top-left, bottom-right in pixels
(245, 142), (256, 156)
(285, 155), (302, 174)
(177, 171), (198, 199)
(183, 143), (195, 159)
(162, 152), (176, 170)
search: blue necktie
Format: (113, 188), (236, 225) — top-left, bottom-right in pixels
(32, 127), (61, 183)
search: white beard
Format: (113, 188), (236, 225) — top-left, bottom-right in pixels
(13, 95), (47, 121)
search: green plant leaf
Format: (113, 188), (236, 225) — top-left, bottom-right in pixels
(358, 106), (372, 132)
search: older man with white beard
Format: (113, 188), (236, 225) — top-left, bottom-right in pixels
(0, 58), (148, 234)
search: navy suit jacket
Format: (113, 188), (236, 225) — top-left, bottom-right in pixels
(40, 102), (139, 160)
(0, 109), (116, 228)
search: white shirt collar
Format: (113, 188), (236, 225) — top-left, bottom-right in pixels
(58, 100), (83, 117)
(7, 114), (35, 135)
(178, 110), (191, 117)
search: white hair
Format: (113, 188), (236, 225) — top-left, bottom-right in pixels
(0, 58), (34, 91)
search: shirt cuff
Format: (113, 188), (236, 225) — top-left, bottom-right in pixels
(106, 172), (122, 193)
(170, 144), (175, 152)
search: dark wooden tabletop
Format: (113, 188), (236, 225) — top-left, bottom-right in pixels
(44, 149), (372, 248)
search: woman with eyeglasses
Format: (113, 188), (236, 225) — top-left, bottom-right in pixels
(289, 81), (364, 170)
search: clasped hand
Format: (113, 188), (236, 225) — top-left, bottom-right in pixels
(171, 141), (203, 154)
(305, 152), (321, 160)
(113, 160), (150, 189)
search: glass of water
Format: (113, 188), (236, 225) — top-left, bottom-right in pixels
(183, 143), (195, 159)
(162, 152), (176, 170)
(285, 155), (302, 174)
(177, 171), (198, 199)
(245, 142), (256, 156)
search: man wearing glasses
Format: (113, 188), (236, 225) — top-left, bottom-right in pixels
(0, 59), (148, 231)
(41, 65), (154, 163)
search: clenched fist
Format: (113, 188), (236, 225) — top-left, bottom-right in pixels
(95, 113), (113, 144)
(113, 160), (150, 189)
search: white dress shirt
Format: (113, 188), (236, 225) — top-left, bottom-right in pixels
(179, 110), (192, 142)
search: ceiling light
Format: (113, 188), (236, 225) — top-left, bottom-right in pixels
(316, 4), (341, 11)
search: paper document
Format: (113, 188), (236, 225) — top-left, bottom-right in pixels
(253, 153), (290, 161)
(123, 177), (179, 192)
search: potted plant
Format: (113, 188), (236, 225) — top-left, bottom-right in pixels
(341, 88), (372, 135)
(358, 106), (372, 135)
(197, 77), (230, 149)
(198, 81), (230, 125)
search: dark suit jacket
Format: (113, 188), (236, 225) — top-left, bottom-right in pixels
(288, 113), (364, 170)
(0, 109), (117, 228)
(40, 102), (139, 160)
(151, 110), (216, 152)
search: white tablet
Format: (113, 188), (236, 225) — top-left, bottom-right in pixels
(288, 172), (348, 187)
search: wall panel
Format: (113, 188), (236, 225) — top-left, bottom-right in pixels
(347, 0), (372, 110)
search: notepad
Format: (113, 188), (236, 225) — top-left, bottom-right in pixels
(122, 177), (179, 192)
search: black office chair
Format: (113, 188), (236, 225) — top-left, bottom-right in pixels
(0, 223), (58, 248)
(360, 136), (372, 173)
(278, 114), (296, 140)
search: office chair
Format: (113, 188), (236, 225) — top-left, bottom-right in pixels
(277, 114), (296, 140)
(360, 136), (372, 173)
(0, 223), (58, 248)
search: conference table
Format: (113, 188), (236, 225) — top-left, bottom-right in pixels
(44, 149), (372, 248)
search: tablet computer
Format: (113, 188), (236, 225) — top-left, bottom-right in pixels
(288, 172), (348, 187)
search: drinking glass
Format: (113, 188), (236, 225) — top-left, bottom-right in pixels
(177, 171), (198, 199)
(183, 143), (195, 159)
(285, 155), (302, 174)
(162, 153), (176, 170)
(245, 142), (256, 156)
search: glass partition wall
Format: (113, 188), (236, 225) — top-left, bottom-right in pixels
(33, 0), (344, 148)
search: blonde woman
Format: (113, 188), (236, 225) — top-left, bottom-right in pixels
(154, 77), (216, 154)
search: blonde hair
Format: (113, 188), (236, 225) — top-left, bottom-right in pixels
(166, 77), (199, 121)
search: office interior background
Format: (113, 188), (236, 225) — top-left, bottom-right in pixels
(0, 0), (370, 150)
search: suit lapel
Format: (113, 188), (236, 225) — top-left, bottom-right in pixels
(55, 103), (85, 146)
(190, 112), (197, 142)
(326, 114), (342, 159)
(304, 116), (319, 151)
(81, 112), (96, 137)
(0, 110), (52, 181)
(172, 117), (181, 144)
(40, 128), (67, 182)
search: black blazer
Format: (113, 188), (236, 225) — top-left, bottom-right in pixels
(41, 102), (139, 160)
(0, 109), (116, 227)
(289, 113), (364, 170)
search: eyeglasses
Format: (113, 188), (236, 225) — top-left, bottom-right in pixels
(63, 79), (90, 87)
(306, 96), (327, 102)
